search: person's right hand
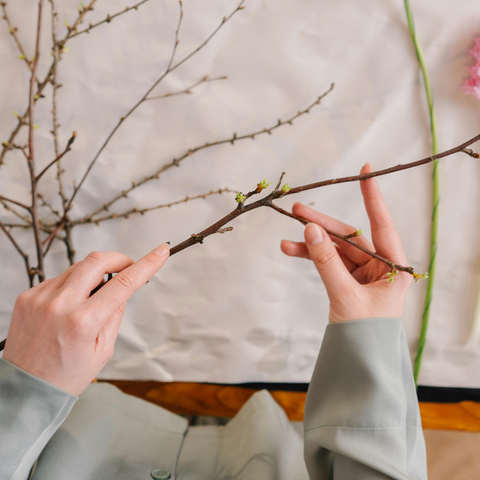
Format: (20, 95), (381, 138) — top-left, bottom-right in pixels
(3, 243), (170, 396)
(281, 163), (412, 324)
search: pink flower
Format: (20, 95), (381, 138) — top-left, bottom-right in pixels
(462, 36), (480, 100)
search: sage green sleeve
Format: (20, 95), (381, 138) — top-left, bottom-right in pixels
(303, 318), (428, 480)
(0, 358), (77, 480)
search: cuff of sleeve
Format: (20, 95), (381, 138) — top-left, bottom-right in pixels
(304, 317), (420, 430)
(0, 358), (77, 480)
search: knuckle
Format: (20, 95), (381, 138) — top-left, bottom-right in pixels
(15, 291), (31, 307)
(85, 251), (107, 265)
(114, 269), (140, 291)
(68, 311), (89, 336)
(44, 297), (65, 317)
(313, 248), (337, 268)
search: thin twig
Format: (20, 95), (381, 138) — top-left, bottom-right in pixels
(0, 0), (97, 166)
(166, 135), (480, 272)
(44, 0), (246, 247)
(70, 188), (235, 225)
(37, 193), (60, 218)
(0, 219), (33, 286)
(66, 0), (152, 40)
(0, 199), (31, 223)
(35, 131), (76, 181)
(283, 133), (480, 197)
(27, 0), (45, 283)
(145, 75), (227, 101)
(1, 1), (33, 71)
(0, 195), (30, 211)
(50, 0), (76, 265)
(268, 203), (413, 274)
(75, 85), (334, 225)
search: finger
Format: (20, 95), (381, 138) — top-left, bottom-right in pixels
(87, 243), (170, 319)
(292, 202), (374, 265)
(304, 223), (357, 299)
(63, 251), (135, 299)
(360, 163), (407, 264)
(281, 240), (310, 259)
(335, 245), (357, 273)
(281, 240), (357, 272)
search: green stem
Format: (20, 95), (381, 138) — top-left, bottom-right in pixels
(403, 0), (439, 385)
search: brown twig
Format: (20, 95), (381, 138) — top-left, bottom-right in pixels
(0, 219), (33, 286)
(70, 188), (235, 226)
(0, 195), (30, 211)
(145, 75), (228, 101)
(0, 0), (97, 166)
(1, 1), (33, 71)
(283, 133), (480, 197)
(0, 199), (31, 224)
(44, 0), (246, 247)
(35, 131), (76, 181)
(166, 135), (480, 275)
(49, 0), (76, 265)
(66, 0), (152, 40)
(26, 0), (45, 283)
(267, 203), (413, 274)
(75, 85), (334, 225)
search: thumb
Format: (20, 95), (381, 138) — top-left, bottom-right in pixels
(304, 223), (356, 299)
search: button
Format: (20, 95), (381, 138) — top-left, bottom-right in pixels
(150, 469), (170, 480)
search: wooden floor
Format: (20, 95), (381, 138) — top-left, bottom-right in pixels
(101, 379), (480, 431)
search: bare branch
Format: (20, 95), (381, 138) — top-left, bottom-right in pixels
(0, 195), (30, 211)
(1, 1), (33, 71)
(0, 219), (32, 286)
(46, 0), (247, 246)
(71, 188), (235, 225)
(66, 0), (153, 40)
(35, 131), (76, 181)
(283, 133), (480, 197)
(165, 134), (480, 278)
(77, 86), (334, 225)
(268, 203), (413, 274)
(146, 75), (227, 101)
(0, 199), (31, 223)
(26, 0), (45, 283)
(0, 0), (97, 166)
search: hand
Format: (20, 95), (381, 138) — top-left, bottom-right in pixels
(281, 163), (412, 323)
(3, 243), (170, 396)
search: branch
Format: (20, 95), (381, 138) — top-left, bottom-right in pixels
(165, 135), (480, 278)
(77, 86), (334, 224)
(37, 193), (60, 218)
(268, 203), (413, 274)
(0, 0), (97, 166)
(71, 188), (234, 225)
(145, 75), (227, 101)
(283, 133), (480, 197)
(66, 0), (153, 40)
(35, 131), (76, 181)
(65, 0), (245, 214)
(1, 1), (33, 71)
(0, 195), (30, 211)
(0, 219), (33, 286)
(0, 199), (31, 223)
(27, 0), (45, 282)
(44, 0), (246, 247)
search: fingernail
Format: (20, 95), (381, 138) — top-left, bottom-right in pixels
(153, 243), (170, 257)
(305, 223), (323, 246)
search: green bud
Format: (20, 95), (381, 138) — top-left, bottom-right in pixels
(387, 270), (398, 283)
(236, 192), (247, 203)
(17, 54), (25, 60)
(281, 183), (291, 193)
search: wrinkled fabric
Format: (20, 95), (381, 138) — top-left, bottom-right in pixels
(0, 318), (427, 479)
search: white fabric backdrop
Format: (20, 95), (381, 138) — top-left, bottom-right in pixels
(1, 0), (479, 387)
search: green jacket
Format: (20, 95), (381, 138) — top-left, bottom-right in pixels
(0, 318), (427, 479)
